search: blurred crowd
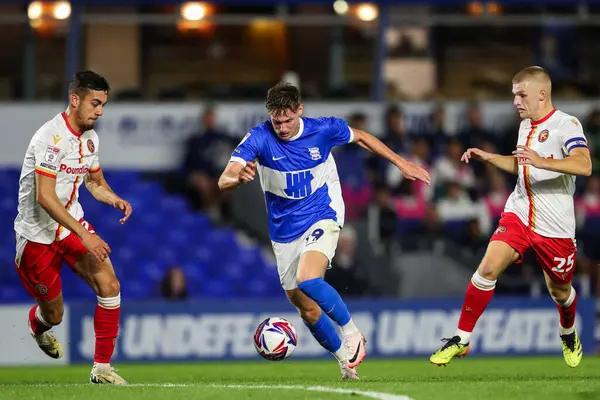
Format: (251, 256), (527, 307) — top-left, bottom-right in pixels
(160, 103), (600, 300)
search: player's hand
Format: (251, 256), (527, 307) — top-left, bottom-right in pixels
(239, 161), (257, 184)
(513, 145), (544, 168)
(461, 148), (492, 163)
(81, 232), (111, 263)
(113, 198), (132, 224)
(398, 161), (431, 185)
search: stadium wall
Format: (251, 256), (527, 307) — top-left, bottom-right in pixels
(0, 298), (594, 365)
(0, 101), (598, 169)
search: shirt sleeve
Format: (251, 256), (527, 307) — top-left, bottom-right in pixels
(90, 138), (101, 173)
(323, 117), (354, 146)
(90, 155), (101, 173)
(33, 131), (66, 178)
(230, 130), (261, 167)
(560, 117), (588, 154)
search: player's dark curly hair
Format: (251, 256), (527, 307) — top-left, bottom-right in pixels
(265, 82), (301, 117)
(68, 70), (110, 98)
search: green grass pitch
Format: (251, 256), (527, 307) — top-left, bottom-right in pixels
(1, 357), (599, 400)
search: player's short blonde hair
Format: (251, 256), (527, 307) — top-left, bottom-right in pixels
(512, 66), (551, 85)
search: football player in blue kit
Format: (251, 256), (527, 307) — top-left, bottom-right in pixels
(219, 83), (430, 379)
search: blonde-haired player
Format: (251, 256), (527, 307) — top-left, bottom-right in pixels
(430, 66), (591, 367)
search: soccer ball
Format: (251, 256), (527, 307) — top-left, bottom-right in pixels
(253, 317), (298, 361)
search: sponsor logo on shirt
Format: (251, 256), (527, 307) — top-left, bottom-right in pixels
(59, 164), (89, 175)
(44, 145), (60, 164)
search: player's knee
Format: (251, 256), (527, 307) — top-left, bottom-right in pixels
(549, 285), (570, 303)
(296, 268), (321, 286)
(96, 277), (120, 298)
(477, 259), (503, 281)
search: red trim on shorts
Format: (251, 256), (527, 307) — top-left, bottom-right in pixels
(35, 168), (57, 178)
(61, 112), (83, 137)
(531, 109), (556, 126)
(523, 127), (537, 230)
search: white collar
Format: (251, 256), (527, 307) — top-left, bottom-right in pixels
(287, 117), (304, 141)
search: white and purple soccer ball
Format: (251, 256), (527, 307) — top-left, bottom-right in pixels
(253, 317), (298, 361)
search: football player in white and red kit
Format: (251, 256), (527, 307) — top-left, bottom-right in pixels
(14, 71), (132, 384)
(430, 66), (591, 368)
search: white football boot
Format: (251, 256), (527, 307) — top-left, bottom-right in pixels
(29, 320), (63, 359)
(344, 332), (367, 368)
(339, 360), (360, 380)
(90, 364), (128, 385)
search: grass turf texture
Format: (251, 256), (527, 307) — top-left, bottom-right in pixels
(0, 357), (599, 400)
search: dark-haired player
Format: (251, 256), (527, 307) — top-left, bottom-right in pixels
(219, 82), (430, 379)
(14, 70), (132, 384)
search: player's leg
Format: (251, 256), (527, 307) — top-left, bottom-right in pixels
(534, 235), (581, 367)
(273, 228), (357, 380)
(64, 231), (125, 385)
(430, 213), (526, 366)
(15, 237), (65, 359)
(284, 288), (357, 379)
(295, 221), (366, 369)
(296, 251), (365, 368)
(70, 253), (125, 384)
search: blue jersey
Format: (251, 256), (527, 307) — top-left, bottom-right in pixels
(230, 117), (354, 243)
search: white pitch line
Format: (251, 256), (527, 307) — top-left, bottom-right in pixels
(4, 383), (414, 400)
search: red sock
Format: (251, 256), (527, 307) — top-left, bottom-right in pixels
(94, 295), (120, 364)
(457, 273), (496, 333)
(29, 305), (51, 335)
(556, 288), (577, 331)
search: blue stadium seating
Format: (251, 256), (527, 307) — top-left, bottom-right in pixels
(0, 168), (281, 302)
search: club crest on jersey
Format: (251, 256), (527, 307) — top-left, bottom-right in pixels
(87, 139), (95, 153)
(538, 129), (549, 143)
(308, 147), (322, 160)
(34, 283), (48, 295)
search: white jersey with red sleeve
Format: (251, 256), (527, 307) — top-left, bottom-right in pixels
(504, 109), (587, 239)
(14, 112), (101, 244)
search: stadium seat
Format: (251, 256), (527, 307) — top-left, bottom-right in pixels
(0, 167), (307, 302)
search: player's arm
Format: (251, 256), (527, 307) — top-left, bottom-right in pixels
(514, 119), (592, 176)
(33, 134), (110, 260)
(36, 173), (90, 239)
(218, 131), (260, 191)
(218, 160), (256, 190)
(36, 173), (110, 261)
(516, 146), (592, 176)
(351, 128), (431, 184)
(462, 148), (519, 175)
(85, 168), (133, 223)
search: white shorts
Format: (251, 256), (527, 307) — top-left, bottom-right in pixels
(272, 219), (341, 291)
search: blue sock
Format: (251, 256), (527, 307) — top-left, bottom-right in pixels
(305, 312), (342, 353)
(298, 277), (351, 326)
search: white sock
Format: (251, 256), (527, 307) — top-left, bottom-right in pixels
(35, 306), (52, 327)
(559, 325), (575, 336)
(471, 271), (496, 291)
(556, 287), (576, 336)
(455, 329), (472, 345)
(452, 271), (495, 345)
(97, 293), (121, 309)
(93, 362), (111, 371)
(332, 345), (348, 362)
(340, 318), (359, 336)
